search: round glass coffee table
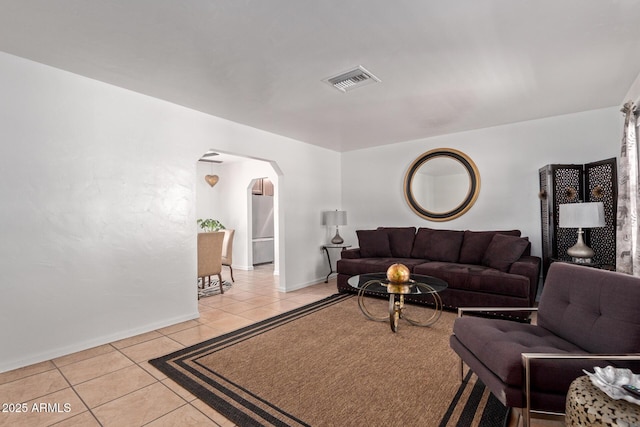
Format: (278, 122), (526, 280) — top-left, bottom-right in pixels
(348, 273), (448, 332)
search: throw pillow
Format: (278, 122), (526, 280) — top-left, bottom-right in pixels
(482, 234), (530, 272)
(410, 228), (464, 262)
(459, 230), (521, 264)
(356, 229), (392, 258)
(377, 227), (416, 258)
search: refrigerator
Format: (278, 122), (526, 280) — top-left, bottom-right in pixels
(252, 195), (274, 265)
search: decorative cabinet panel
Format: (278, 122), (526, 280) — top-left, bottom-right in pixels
(538, 158), (617, 280)
(584, 159), (617, 268)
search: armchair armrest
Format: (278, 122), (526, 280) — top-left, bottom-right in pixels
(520, 353), (640, 424)
(457, 306), (538, 318)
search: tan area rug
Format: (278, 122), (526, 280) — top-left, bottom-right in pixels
(150, 294), (508, 427)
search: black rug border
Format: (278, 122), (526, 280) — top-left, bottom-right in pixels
(150, 293), (350, 426)
(438, 370), (510, 427)
(150, 292), (509, 427)
(152, 293), (351, 364)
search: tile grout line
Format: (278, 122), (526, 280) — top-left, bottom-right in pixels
(52, 362), (103, 427)
(142, 381), (224, 427)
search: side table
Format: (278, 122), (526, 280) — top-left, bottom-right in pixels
(321, 244), (351, 283)
(565, 375), (640, 426)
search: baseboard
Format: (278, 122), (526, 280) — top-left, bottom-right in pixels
(0, 311), (200, 374)
(283, 276), (329, 292)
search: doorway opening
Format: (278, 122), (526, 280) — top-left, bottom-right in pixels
(195, 150), (283, 294)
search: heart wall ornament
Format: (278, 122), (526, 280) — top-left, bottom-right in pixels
(205, 175), (219, 187)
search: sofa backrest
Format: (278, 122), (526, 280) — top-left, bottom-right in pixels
(538, 262), (640, 354)
(458, 230), (521, 264)
(410, 228), (464, 262)
(354, 227), (531, 271)
(377, 227), (416, 258)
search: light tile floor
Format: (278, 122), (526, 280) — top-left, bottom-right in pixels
(0, 265), (562, 427)
(0, 265), (336, 427)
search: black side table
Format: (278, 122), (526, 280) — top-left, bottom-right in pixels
(322, 244), (351, 283)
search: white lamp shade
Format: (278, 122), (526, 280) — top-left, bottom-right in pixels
(324, 210), (347, 226)
(559, 202), (605, 228)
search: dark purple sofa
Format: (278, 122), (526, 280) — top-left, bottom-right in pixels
(336, 227), (541, 318)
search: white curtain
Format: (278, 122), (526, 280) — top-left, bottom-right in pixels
(616, 101), (640, 275)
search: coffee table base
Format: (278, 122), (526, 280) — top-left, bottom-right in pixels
(356, 280), (443, 332)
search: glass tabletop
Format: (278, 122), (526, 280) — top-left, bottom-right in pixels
(348, 272), (448, 295)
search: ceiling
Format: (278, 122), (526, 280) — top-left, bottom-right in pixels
(1, 1), (640, 152)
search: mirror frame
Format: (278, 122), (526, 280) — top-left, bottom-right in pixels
(404, 148), (480, 221)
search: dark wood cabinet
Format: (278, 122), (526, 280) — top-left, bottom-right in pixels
(538, 158), (617, 280)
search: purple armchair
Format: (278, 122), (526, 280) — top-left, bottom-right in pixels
(450, 262), (640, 426)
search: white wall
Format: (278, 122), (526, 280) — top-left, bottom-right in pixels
(0, 52), (341, 372)
(341, 107), (621, 257)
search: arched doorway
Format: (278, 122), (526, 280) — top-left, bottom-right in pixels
(195, 150), (283, 292)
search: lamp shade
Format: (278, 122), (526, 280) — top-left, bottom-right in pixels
(559, 202), (605, 228)
(323, 210), (347, 226)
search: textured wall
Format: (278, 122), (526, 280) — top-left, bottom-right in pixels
(0, 52), (341, 372)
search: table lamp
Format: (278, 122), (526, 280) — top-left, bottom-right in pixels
(559, 202), (605, 263)
(323, 210), (347, 244)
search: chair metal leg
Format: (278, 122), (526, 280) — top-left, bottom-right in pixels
(523, 355), (531, 427)
(218, 273), (224, 294)
(523, 409), (530, 427)
(229, 265), (234, 282)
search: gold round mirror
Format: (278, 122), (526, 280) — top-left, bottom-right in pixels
(404, 148), (480, 221)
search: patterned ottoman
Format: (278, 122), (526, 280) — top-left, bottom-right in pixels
(565, 375), (640, 427)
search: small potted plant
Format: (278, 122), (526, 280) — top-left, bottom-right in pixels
(197, 219), (226, 232)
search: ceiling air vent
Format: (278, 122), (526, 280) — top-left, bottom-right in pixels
(323, 66), (381, 93)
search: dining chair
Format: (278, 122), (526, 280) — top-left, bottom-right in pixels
(221, 229), (235, 282)
(197, 231), (225, 296)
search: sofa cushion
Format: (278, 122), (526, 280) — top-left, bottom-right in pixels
(452, 316), (587, 391)
(459, 230), (521, 264)
(337, 258), (429, 277)
(377, 227), (416, 258)
(411, 228), (463, 262)
(413, 262), (530, 298)
(356, 229), (392, 258)
(481, 234), (529, 272)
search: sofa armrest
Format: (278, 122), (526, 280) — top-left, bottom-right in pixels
(340, 248), (362, 259)
(509, 255), (540, 277)
(509, 255), (541, 305)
